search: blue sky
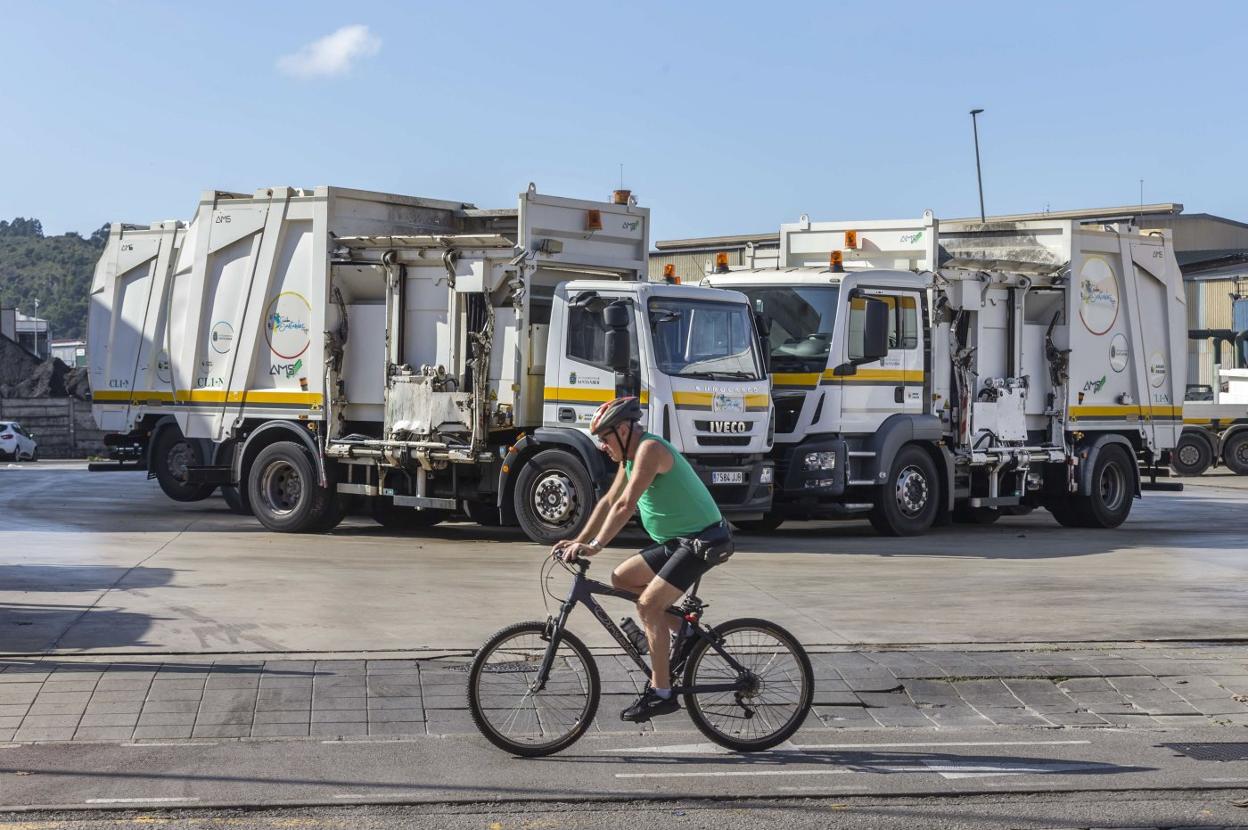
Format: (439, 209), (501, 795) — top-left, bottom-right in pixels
(2, 1), (1245, 243)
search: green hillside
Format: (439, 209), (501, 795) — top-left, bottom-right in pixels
(0, 218), (108, 340)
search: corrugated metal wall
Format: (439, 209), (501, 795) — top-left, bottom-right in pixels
(1187, 279), (1244, 385)
(648, 250), (743, 284)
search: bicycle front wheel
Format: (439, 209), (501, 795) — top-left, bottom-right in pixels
(467, 621), (600, 757)
(682, 618), (813, 752)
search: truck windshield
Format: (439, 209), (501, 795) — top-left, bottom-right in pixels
(739, 286), (840, 373)
(648, 298), (764, 380)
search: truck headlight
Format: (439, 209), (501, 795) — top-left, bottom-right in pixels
(802, 451), (837, 471)
(760, 466), (774, 484)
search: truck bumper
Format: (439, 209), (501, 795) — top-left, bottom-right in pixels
(685, 455), (774, 519)
(770, 437), (856, 519)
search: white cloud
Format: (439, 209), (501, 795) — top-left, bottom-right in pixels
(277, 24), (381, 79)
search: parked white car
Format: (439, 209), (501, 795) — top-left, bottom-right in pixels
(0, 422), (38, 461)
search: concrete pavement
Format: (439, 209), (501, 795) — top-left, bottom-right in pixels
(2, 466), (1248, 654)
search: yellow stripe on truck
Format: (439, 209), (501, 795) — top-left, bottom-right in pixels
(821, 369), (925, 384)
(543, 387), (652, 405)
(1070, 405), (1182, 420)
(92, 389), (322, 406)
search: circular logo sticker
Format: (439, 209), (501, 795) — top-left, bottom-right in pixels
(156, 349), (172, 384)
(1148, 352), (1167, 389)
(1109, 333), (1129, 373)
(1078, 257), (1120, 336)
(264, 292), (312, 360)
(210, 320), (234, 355)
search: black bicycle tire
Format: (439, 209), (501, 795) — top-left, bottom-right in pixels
(467, 620), (600, 757)
(682, 617), (813, 752)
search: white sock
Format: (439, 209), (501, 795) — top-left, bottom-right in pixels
(653, 687), (672, 699)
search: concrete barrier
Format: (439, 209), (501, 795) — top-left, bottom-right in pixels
(0, 398), (107, 459)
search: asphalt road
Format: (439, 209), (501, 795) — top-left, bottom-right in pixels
(3, 726), (1248, 809)
(2, 465), (1247, 654)
(6, 791), (1248, 830)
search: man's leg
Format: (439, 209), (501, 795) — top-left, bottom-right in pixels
(637, 577), (686, 690)
(613, 554), (681, 641)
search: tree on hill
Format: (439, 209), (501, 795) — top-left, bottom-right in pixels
(0, 218), (109, 339)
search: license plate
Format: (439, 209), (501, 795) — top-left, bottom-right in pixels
(712, 471), (745, 485)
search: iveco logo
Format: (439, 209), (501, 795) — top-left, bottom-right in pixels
(707, 420), (748, 434)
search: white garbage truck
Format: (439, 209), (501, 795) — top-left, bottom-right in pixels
(89, 185), (774, 542)
(1173, 366), (1248, 476)
(704, 212), (1187, 535)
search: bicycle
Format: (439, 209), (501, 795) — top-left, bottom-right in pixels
(467, 554), (813, 757)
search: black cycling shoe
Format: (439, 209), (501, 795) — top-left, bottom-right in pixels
(621, 688), (680, 723)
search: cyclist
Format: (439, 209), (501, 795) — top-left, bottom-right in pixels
(553, 396), (733, 723)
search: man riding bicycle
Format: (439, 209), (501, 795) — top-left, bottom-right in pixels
(553, 396), (734, 723)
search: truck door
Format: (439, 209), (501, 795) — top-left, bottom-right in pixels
(546, 293), (639, 431)
(838, 290), (923, 433)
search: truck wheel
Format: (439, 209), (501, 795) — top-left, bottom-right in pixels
(248, 441), (336, 533)
(462, 500), (502, 527)
(152, 427), (215, 503)
(1223, 432), (1248, 476)
(514, 449), (594, 545)
(370, 498), (449, 530)
(732, 512), (785, 533)
(1172, 432), (1213, 477)
(1070, 444), (1135, 529)
(868, 445), (939, 536)
(221, 485), (253, 516)
(952, 504), (1000, 525)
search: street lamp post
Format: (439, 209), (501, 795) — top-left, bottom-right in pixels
(970, 108), (986, 222)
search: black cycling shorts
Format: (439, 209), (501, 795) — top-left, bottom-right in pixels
(639, 521), (734, 592)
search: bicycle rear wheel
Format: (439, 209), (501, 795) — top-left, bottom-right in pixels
(682, 618), (813, 752)
(467, 621), (600, 757)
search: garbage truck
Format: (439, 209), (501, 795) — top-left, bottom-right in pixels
(704, 212), (1187, 535)
(1173, 366), (1248, 476)
(89, 185), (774, 542)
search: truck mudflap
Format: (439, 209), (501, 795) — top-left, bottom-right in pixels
(685, 455), (773, 518)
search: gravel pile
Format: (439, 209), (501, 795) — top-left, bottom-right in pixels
(0, 334), (91, 399)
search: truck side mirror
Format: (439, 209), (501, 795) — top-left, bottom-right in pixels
(861, 298), (890, 362)
(753, 311), (772, 373)
(603, 302), (632, 372)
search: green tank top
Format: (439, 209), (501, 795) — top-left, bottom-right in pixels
(625, 433), (722, 543)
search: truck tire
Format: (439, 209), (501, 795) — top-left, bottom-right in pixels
(248, 441), (336, 533)
(868, 445), (940, 537)
(152, 427), (215, 503)
(1172, 432), (1213, 477)
(732, 512), (785, 533)
(221, 485), (253, 516)
(1223, 432), (1248, 476)
(369, 498), (449, 530)
(1067, 444), (1135, 529)
(514, 449), (594, 545)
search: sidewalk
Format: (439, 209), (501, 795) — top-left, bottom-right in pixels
(4, 642), (1248, 744)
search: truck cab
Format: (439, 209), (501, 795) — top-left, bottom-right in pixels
(541, 280), (774, 526)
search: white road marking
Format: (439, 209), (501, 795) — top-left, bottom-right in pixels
(793, 740), (1092, 750)
(919, 760), (1106, 780)
(0, 744), (23, 749)
(617, 769), (855, 779)
(85, 797), (200, 804)
(602, 742), (746, 755)
(121, 742), (217, 748)
(1203, 777), (1248, 783)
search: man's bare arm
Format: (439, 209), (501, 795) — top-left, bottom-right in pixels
(551, 464), (627, 556)
(581, 440), (673, 550)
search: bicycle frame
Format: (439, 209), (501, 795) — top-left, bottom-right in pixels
(534, 560), (752, 696)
